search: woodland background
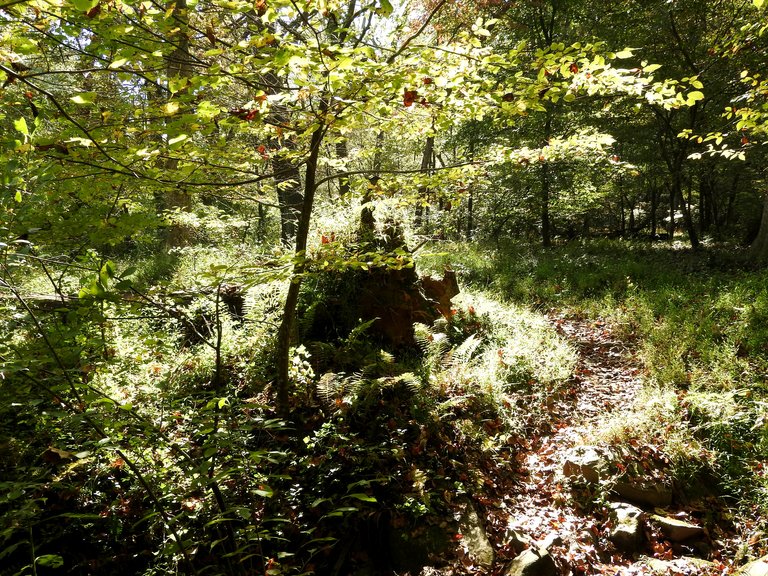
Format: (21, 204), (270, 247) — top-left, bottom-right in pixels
(2, 0), (768, 574)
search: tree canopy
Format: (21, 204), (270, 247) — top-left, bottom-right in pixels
(3, 0), (768, 574)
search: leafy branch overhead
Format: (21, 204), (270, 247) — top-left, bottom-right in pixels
(3, 0), (768, 575)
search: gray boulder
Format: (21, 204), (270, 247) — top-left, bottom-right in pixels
(737, 554), (768, 576)
(562, 446), (605, 483)
(562, 445), (672, 507)
(505, 547), (557, 576)
(614, 480), (673, 508)
(608, 502), (645, 552)
(458, 504), (494, 568)
(650, 514), (705, 542)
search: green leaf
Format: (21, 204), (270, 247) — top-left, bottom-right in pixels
(254, 485), (274, 498)
(99, 260), (116, 286)
(168, 77), (189, 94)
(686, 90), (705, 104)
(168, 134), (188, 148)
(14, 191), (22, 203)
(615, 49), (634, 59)
(754, 0), (765, 9)
(345, 493), (377, 503)
(70, 0), (98, 11)
(377, 0), (393, 16)
(70, 92), (96, 105)
(109, 58), (129, 69)
(324, 506), (358, 518)
(36, 554), (64, 568)
(14, 117), (29, 136)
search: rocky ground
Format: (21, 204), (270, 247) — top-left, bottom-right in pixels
(434, 314), (767, 576)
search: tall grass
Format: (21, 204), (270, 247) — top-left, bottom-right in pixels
(421, 239), (768, 511)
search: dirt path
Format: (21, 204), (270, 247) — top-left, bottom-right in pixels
(495, 315), (644, 574)
(479, 314), (726, 575)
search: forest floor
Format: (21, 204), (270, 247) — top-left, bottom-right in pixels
(464, 313), (739, 576)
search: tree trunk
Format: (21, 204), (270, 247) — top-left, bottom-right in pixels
(668, 181), (675, 240)
(681, 173), (699, 248)
(540, 111), (552, 247)
(725, 173), (740, 229)
(359, 132), (383, 242)
(466, 189), (474, 241)
(262, 65), (303, 246)
(271, 149), (303, 245)
(275, 116), (327, 414)
(414, 135), (435, 229)
(650, 180), (658, 237)
(466, 136), (475, 241)
(161, 0), (193, 248)
(335, 138), (350, 196)
(748, 193), (768, 265)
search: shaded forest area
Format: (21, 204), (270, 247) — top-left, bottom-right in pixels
(2, 0), (768, 574)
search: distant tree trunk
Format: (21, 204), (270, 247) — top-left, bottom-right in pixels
(335, 138), (350, 196)
(724, 173), (740, 229)
(466, 136), (476, 241)
(619, 180), (626, 237)
(415, 135), (435, 229)
(680, 174), (699, 248)
(650, 182), (658, 238)
(748, 193), (768, 265)
(262, 67), (303, 246)
(665, 154), (699, 247)
(161, 0), (193, 248)
(257, 202), (267, 241)
(359, 132), (383, 242)
(699, 166), (713, 234)
(540, 111), (552, 247)
(271, 147), (303, 245)
(466, 189), (474, 241)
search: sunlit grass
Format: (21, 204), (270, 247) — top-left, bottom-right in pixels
(427, 238), (768, 512)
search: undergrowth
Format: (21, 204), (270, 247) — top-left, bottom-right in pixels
(423, 239), (768, 524)
(3, 237), (768, 574)
(0, 242), (576, 575)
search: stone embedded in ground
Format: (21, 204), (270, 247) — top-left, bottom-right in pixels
(504, 547), (557, 576)
(458, 503), (494, 568)
(608, 502), (644, 552)
(613, 480), (673, 508)
(562, 446), (605, 483)
(650, 514), (705, 542)
(737, 554), (768, 576)
(504, 527), (534, 554)
(636, 556), (716, 574)
(562, 446), (673, 508)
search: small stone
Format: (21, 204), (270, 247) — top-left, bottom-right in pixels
(504, 527), (533, 554)
(505, 547), (557, 576)
(636, 556), (716, 574)
(650, 514), (705, 542)
(458, 504), (494, 568)
(608, 502), (644, 552)
(562, 446), (605, 483)
(738, 555), (768, 576)
(613, 480), (673, 508)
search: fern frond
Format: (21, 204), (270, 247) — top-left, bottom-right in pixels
(444, 334), (481, 369)
(414, 322), (450, 363)
(317, 371), (345, 408)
